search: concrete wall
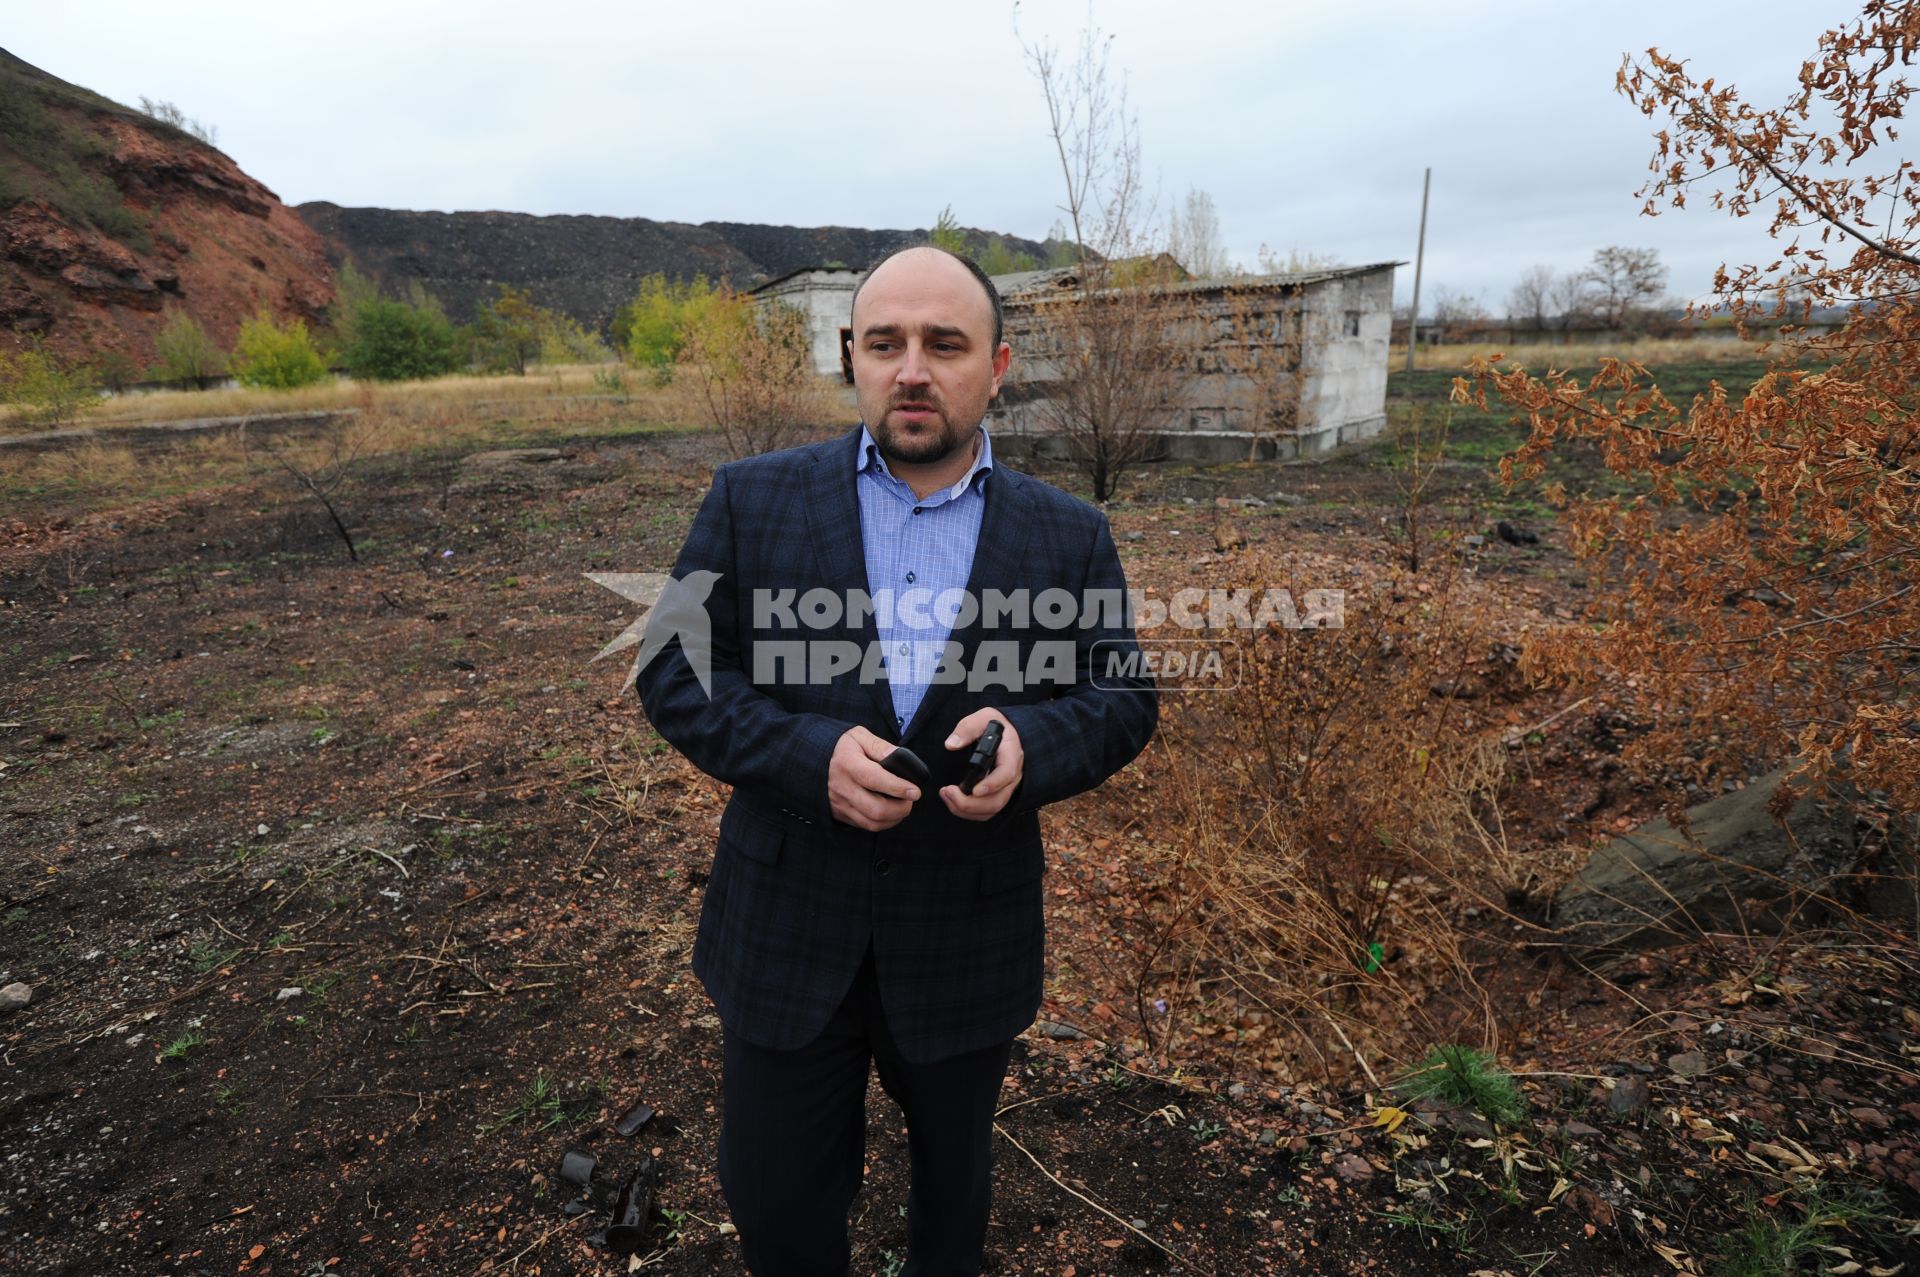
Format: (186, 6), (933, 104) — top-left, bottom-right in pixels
(988, 264), (1395, 458)
(755, 269), (857, 379)
(1295, 267), (1393, 452)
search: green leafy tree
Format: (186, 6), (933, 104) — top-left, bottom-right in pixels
(153, 307), (227, 388)
(231, 311), (328, 389)
(977, 236), (1039, 276)
(617, 273), (721, 384)
(468, 285), (544, 375)
(324, 261), (381, 357)
(342, 297), (459, 381)
(0, 340), (98, 425)
(536, 308), (612, 365)
(928, 205), (968, 254)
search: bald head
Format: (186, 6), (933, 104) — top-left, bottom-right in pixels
(851, 245), (1003, 350)
(846, 244), (1013, 480)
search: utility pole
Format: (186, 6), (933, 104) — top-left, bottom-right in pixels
(1406, 166), (1430, 375)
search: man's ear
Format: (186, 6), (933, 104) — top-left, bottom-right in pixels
(990, 341), (1012, 396)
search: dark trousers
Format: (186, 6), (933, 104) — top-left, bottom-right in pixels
(717, 941), (1016, 1277)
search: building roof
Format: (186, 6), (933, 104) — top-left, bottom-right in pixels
(748, 264), (863, 294)
(993, 260), (1402, 301)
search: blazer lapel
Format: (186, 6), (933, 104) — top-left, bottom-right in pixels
(802, 427), (901, 738)
(901, 464), (1035, 743)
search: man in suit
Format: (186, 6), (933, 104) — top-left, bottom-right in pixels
(634, 246), (1156, 1276)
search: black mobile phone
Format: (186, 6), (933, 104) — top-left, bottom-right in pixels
(880, 746), (931, 793)
(959, 721), (1004, 795)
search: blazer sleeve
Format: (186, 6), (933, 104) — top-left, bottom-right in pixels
(631, 466), (848, 824)
(998, 511), (1157, 812)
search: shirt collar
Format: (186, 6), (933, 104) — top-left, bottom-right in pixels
(856, 423), (994, 500)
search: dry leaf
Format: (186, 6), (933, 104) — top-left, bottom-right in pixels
(1370, 1104), (1411, 1134)
(1651, 1243), (1698, 1273)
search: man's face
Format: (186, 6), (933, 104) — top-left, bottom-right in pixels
(850, 248), (1012, 467)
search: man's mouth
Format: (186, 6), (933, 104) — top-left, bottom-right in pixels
(891, 401), (939, 421)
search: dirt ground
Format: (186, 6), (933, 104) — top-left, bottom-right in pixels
(2, 397), (1915, 1276)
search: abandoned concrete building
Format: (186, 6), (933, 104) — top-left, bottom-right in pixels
(749, 265), (862, 382)
(752, 259), (1398, 462)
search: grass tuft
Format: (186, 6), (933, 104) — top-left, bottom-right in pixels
(1395, 1044), (1527, 1125)
(1714, 1186), (1893, 1277)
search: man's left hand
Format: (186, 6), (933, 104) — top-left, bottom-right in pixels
(939, 708), (1023, 821)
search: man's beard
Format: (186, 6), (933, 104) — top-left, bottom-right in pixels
(872, 398), (972, 466)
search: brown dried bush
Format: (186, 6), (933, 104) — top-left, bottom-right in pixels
(1130, 549), (1559, 1082)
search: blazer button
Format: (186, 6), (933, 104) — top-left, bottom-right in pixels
(875, 859), (892, 876)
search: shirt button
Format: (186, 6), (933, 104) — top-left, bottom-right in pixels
(876, 859), (892, 876)
(913, 507), (923, 515)
(905, 571), (916, 583)
(898, 643), (909, 655)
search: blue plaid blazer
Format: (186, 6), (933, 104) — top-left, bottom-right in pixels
(634, 425), (1157, 1062)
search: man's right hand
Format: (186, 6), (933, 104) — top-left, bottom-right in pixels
(828, 726), (919, 831)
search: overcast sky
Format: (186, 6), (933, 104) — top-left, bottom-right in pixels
(7, 0), (1864, 312)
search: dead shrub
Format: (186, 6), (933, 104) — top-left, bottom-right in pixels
(1132, 548), (1557, 1082)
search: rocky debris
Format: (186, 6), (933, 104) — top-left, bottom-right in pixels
(3, 201), (164, 311)
(0, 981), (31, 1012)
(1332, 1153), (1373, 1182)
(1666, 1050), (1709, 1078)
(1549, 768), (1858, 955)
(1607, 1075), (1651, 1116)
(101, 117), (274, 219)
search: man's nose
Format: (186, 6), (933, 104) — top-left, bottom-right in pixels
(894, 342), (932, 388)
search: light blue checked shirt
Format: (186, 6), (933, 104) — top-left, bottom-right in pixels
(855, 423), (993, 735)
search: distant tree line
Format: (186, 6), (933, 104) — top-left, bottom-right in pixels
(1403, 247), (1678, 339)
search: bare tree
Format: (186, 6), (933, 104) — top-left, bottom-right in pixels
(1428, 286), (1490, 340)
(1021, 265), (1201, 501)
(1548, 269), (1594, 330)
(1507, 265), (1556, 331)
(240, 416), (367, 561)
(1015, 14), (1205, 501)
(1018, 14), (1148, 262)
(1256, 244), (1345, 275)
(1584, 246), (1667, 329)
(1166, 187), (1232, 278)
